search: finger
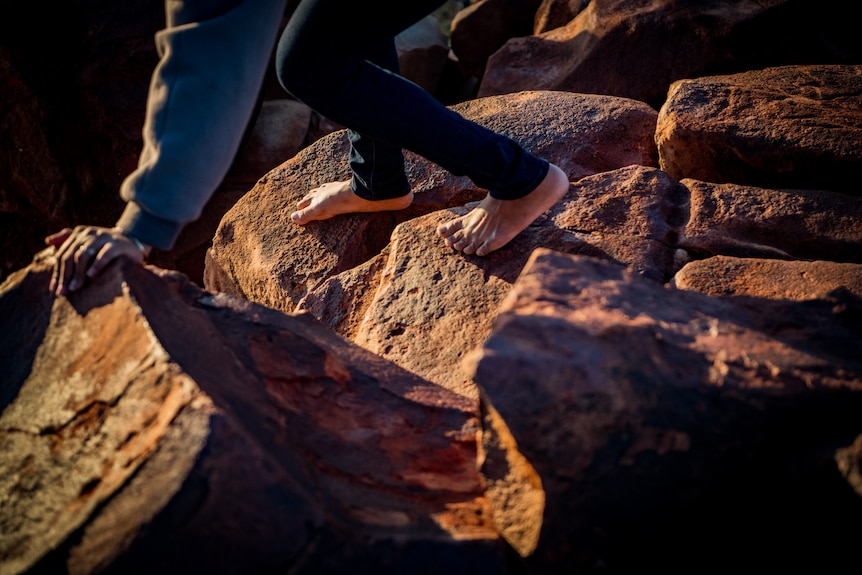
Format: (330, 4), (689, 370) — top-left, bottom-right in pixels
(87, 240), (140, 278)
(45, 228), (73, 246)
(52, 231), (86, 295)
(68, 243), (100, 292)
(54, 247), (76, 296)
(49, 258), (61, 294)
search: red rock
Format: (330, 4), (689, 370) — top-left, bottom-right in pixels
(466, 248), (862, 573)
(0, 252), (507, 574)
(657, 65), (862, 195)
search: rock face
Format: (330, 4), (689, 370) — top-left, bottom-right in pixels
(199, 63), (862, 572)
(203, 90), (659, 315)
(5, 4), (862, 575)
(656, 64), (862, 196)
(467, 249), (862, 573)
(477, 0), (862, 108)
(0, 252), (511, 574)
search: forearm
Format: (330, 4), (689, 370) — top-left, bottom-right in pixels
(118, 0), (286, 250)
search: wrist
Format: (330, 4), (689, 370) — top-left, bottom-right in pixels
(125, 233), (151, 259)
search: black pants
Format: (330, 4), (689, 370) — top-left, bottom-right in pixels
(274, 0), (549, 200)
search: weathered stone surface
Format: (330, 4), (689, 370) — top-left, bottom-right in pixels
(533, 0), (588, 34)
(672, 256), (862, 300)
(479, 0), (862, 109)
(449, 0), (543, 77)
(297, 165), (683, 396)
(466, 248), (862, 573)
(395, 14), (449, 96)
(204, 91), (659, 312)
(679, 179), (862, 262)
(0, 252), (508, 575)
(452, 91), (658, 179)
(225, 99), (312, 184)
(657, 65), (862, 195)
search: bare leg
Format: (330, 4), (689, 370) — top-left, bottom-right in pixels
(291, 180), (414, 224)
(436, 163), (569, 256)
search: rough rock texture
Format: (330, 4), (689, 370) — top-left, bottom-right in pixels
(0, 252), (513, 575)
(395, 14), (450, 96)
(6, 3), (862, 573)
(656, 64), (862, 196)
(533, 0), (588, 34)
(479, 0), (862, 109)
(672, 255), (862, 300)
(449, 0), (543, 77)
(298, 190), (678, 398)
(466, 249), (862, 574)
(678, 178), (862, 262)
(204, 91), (659, 314)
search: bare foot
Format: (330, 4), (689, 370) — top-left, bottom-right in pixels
(436, 163), (569, 256)
(291, 180), (413, 224)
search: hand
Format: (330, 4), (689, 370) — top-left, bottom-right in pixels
(46, 226), (150, 296)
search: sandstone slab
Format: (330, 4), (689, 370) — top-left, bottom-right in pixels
(657, 64), (862, 195)
(679, 178), (862, 262)
(466, 248), (862, 573)
(672, 255), (862, 300)
(0, 252), (508, 575)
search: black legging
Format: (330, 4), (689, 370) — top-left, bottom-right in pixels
(274, 0), (549, 200)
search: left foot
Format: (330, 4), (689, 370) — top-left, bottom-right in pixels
(436, 163), (569, 256)
(291, 180), (413, 224)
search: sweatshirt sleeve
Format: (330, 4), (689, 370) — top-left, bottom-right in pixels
(116, 0), (287, 250)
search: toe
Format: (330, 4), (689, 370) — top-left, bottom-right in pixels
(452, 236), (470, 252)
(437, 218), (463, 238)
(445, 230), (465, 247)
(291, 209), (310, 225)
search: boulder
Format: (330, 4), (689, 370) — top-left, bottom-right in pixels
(479, 0), (862, 109)
(677, 177), (862, 262)
(0, 251), (511, 575)
(466, 248), (862, 573)
(449, 0), (543, 77)
(395, 14), (450, 96)
(657, 64), (862, 195)
(533, 0), (588, 34)
(672, 255), (862, 300)
(203, 91), (659, 314)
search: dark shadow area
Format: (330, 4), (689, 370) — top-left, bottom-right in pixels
(0, 252), (55, 412)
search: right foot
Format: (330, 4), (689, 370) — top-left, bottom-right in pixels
(291, 180), (413, 224)
(436, 163), (570, 256)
